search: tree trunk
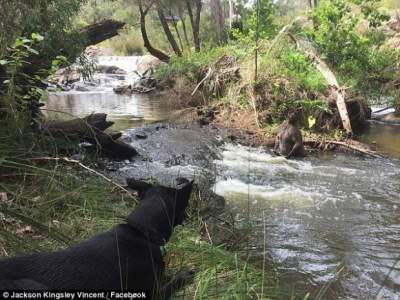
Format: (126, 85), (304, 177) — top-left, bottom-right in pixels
(156, 2), (182, 56)
(210, 0), (227, 44)
(178, 5), (191, 48)
(181, 17), (191, 49)
(138, 1), (170, 63)
(228, 0), (235, 29)
(308, 0), (318, 9)
(169, 9), (185, 52)
(42, 113), (137, 159)
(186, 0), (202, 52)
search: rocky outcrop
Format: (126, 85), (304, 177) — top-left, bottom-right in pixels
(51, 66), (80, 86)
(136, 55), (165, 74)
(113, 69), (157, 94)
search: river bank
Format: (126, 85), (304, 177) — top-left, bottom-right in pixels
(3, 52), (400, 299)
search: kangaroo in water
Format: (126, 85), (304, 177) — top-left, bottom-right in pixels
(274, 111), (307, 159)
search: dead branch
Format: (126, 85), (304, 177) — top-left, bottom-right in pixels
(30, 157), (138, 203)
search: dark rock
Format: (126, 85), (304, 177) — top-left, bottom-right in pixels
(73, 83), (90, 92)
(96, 65), (127, 75)
(135, 132), (148, 139)
(113, 85), (131, 94)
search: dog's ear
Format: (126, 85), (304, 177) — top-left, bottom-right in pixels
(173, 179), (194, 226)
(126, 178), (153, 196)
(176, 178), (194, 195)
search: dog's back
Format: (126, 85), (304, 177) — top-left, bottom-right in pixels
(0, 178), (193, 294)
(0, 225), (162, 290)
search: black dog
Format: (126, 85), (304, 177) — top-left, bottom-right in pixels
(0, 178), (194, 298)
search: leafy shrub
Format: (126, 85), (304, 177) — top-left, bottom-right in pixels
(279, 48), (327, 93)
(306, 0), (399, 99)
(156, 45), (247, 81)
(0, 34), (67, 126)
(245, 0), (277, 40)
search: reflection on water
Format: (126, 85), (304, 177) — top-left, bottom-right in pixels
(44, 91), (170, 131)
(214, 144), (400, 299)
(361, 122), (400, 158)
(43, 55), (172, 131)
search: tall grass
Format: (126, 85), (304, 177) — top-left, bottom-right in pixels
(0, 121), (289, 298)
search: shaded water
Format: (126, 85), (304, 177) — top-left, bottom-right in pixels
(361, 122), (400, 159)
(44, 56), (400, 299)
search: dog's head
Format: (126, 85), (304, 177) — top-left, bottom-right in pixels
(126, 178), (193, 244)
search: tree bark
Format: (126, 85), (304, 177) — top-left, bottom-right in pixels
(308, 0), (318, 9)
(169, 9), (185, 52)
(156, 2), (182, 57)
(186, 0), (202, 52)
(178, 5), (191, 48)
(228, 0), (235, 29)
(138, 0), (170, 63)
(80, 19), (126, 45)
(210, 0), (227, 44)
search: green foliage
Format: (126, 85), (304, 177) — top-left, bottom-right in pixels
(0, 0), (86, 60)
(279, 48), (327, 93)
(1, 35), (43, 123)
(352, 0), (390, 28)
(308, 0), (369, 73)
(246, 0), (277, 40)
(296, 98), (331, 129)
(156, 45), (248, 81)
(0, 35), (68, 126)
(231, 0), (277, 44)
(76, 54), (97, 81)
(307, 0), (397, 96)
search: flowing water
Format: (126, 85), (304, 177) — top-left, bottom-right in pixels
(45, 56), (400, 299)
(44, 56), (172, 131)
(213, 144), (400, 299)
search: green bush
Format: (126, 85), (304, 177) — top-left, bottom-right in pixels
(306, 0), (399, 98)
(156, 45), (248, 81)
(279, 48), (327, 94)
(245, 0), (277, 40)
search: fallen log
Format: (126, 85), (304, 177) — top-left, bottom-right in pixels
(264, 18), (353, 135)
(263, 137), (380, 157)
(303, 138), (382, 158)
(42, 113), (137, 159)
(80, 19), (126, 45)
(293, 38), (353, 135)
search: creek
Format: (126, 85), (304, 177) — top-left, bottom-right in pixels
(44, 56), (400, 299)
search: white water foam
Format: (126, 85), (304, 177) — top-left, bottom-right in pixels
(214, 178), (323, 204)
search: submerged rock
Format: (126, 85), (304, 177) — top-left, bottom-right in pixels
(96, 65), (126, 75)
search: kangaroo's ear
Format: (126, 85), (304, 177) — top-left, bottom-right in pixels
(126, 178), (153, 195)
